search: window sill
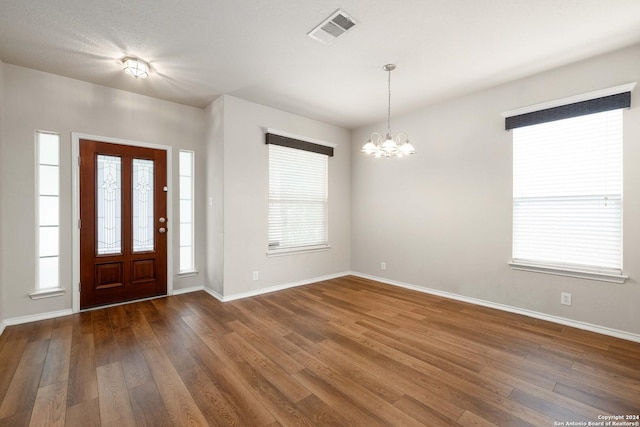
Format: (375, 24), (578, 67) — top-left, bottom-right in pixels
(176, 270), (199, 278)
(267, 245), (331, 257)
(509, 261), (628, 284)
(29, 288), (66, 300)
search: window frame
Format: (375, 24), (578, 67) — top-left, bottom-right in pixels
(503, 83), (635, 284)
(178, 149), (196, 274)
(31, 131), (65, 299)
(265, 129), (335, 256)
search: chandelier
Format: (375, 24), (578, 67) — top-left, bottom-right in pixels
(361, 64), (415, 158)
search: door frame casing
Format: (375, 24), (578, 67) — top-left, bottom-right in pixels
(72, 133), (173, 313)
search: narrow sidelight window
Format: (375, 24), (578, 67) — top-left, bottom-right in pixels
(179, 150), (195, 272)
(37, 131), (60, 289)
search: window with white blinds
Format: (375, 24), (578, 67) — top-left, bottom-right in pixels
(512, 109), (623, 272)
(268, 144), (328, 252)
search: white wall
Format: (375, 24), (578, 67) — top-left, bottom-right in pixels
(210, 95), (351, 297)
(0, 59), (5, 331)
(352, 44), (640, 336)
(205, 96), (225, 295)
(1, 64), (207, 320)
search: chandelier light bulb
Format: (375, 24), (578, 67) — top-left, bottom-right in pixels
(381, 135), (397, 153)
(400, 141), (416, 155)
(361, 140), (377, 154)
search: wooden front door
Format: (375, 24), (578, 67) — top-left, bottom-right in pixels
(80, 140), (167, 309)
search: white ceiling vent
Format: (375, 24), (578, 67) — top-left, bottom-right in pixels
(308, 9), (357, 45)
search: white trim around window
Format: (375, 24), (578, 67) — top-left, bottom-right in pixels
(508, 95), (629, 283)
(31, 131), (65, 299)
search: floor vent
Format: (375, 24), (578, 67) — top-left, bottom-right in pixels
(308, 9), (357, 45)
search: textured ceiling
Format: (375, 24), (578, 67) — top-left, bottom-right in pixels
(1, 0), (640, 129)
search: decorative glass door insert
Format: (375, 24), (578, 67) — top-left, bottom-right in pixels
(133, 158), (154, 252)
(96, 155), (122, 255)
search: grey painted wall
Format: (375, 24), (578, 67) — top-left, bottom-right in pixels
(208, 95), (352, 297)
(1, 64), (207, 319)
(0, 60), (4, 327)
(205, 96), (225, 295)
(351, 44), (640, 336)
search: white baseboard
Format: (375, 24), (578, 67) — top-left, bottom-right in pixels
(351, 272), (640, 344)
(206, 271), (351, 303)
(203, 287), (224, 301)
(5, 272), (636, 344)
(172, 285), (205, 296)
(2, 309), (74, 331)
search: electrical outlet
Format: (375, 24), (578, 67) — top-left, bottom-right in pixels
(561, 292), (572, 306)
(252, 271), (259, 281)
(380, 262), (386, 271)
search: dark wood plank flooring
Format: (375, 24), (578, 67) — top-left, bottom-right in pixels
(0, 275), (638, 426)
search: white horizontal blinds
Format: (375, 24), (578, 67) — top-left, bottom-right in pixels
(513, 109), (623, 271)
(268, 144), (328, 250)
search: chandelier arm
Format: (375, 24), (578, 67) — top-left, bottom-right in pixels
(370, 132), (383, 145)
(393, 132), (409, 143)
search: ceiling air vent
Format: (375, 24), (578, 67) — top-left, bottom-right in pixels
(308, 9), (357, 45)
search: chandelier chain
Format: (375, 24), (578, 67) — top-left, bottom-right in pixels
(387, 67), (392, 135)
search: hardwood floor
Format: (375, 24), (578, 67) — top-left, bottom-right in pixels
(0, 275), (638, 426)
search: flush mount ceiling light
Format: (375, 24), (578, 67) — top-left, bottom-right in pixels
(361, 64), (416, 158)
(122, 57), (149, 78)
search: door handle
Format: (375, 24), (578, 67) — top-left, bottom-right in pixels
(159, 217), (166, 223)
(159, 227), (167, 234)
